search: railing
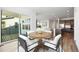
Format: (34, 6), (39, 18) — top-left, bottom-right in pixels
(1, 26), (19, 42)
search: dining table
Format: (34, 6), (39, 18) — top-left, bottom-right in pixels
(29, 31), (52, 51)
(29, 31), (52, 42)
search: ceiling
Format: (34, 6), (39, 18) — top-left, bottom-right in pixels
(2, 7), (74, 20)
(30, 7), (74, 20)
(2, 10), (20, 18)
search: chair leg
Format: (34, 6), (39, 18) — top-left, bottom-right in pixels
(17, 41), (19, 52)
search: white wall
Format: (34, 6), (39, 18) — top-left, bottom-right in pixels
(49, 20), (55, 29)
(74, 7), (79, 50)
(30, 14), (36, 31)
(49, 19), (59, 37)
(2, 7), (36, 34)
(0, 8), (1, 44)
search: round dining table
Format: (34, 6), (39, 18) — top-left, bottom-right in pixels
(29, 31), (52, 51)
(29, 31), (52, 40)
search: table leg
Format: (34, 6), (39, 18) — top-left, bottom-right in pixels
(34, 39), (48, 52)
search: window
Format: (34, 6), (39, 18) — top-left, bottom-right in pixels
(65, 25), (71, 28)
(59, 23), (64, 29)
(21, 17), (31, 34)
(36, 20), (49, 30)
(22, 24), (30, 30)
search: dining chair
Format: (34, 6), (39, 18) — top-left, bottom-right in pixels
(43, 34), (62, 52)
(55, 29), (61, 36)
(18, 35), (38, 52)
(27, 31), (35, 40)
(27, 31), (34, 35)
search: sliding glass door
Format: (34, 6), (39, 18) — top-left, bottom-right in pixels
(1, 10), (19, 42)
(0, 9), (1, 44)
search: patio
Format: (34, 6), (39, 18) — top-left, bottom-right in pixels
(0, 40), (17, 52)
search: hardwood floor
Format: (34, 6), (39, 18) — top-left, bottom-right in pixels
(34, 44), (49, 52)
(61, 29), (78, 52)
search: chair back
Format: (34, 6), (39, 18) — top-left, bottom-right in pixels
(18, 35), (28, 52)
(55, 29), (61, 36)
(27, 31), (34, 35)
(44, 30), (52, 33)
(53, 34), (61, 45)
(55, 37), (62, 51)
